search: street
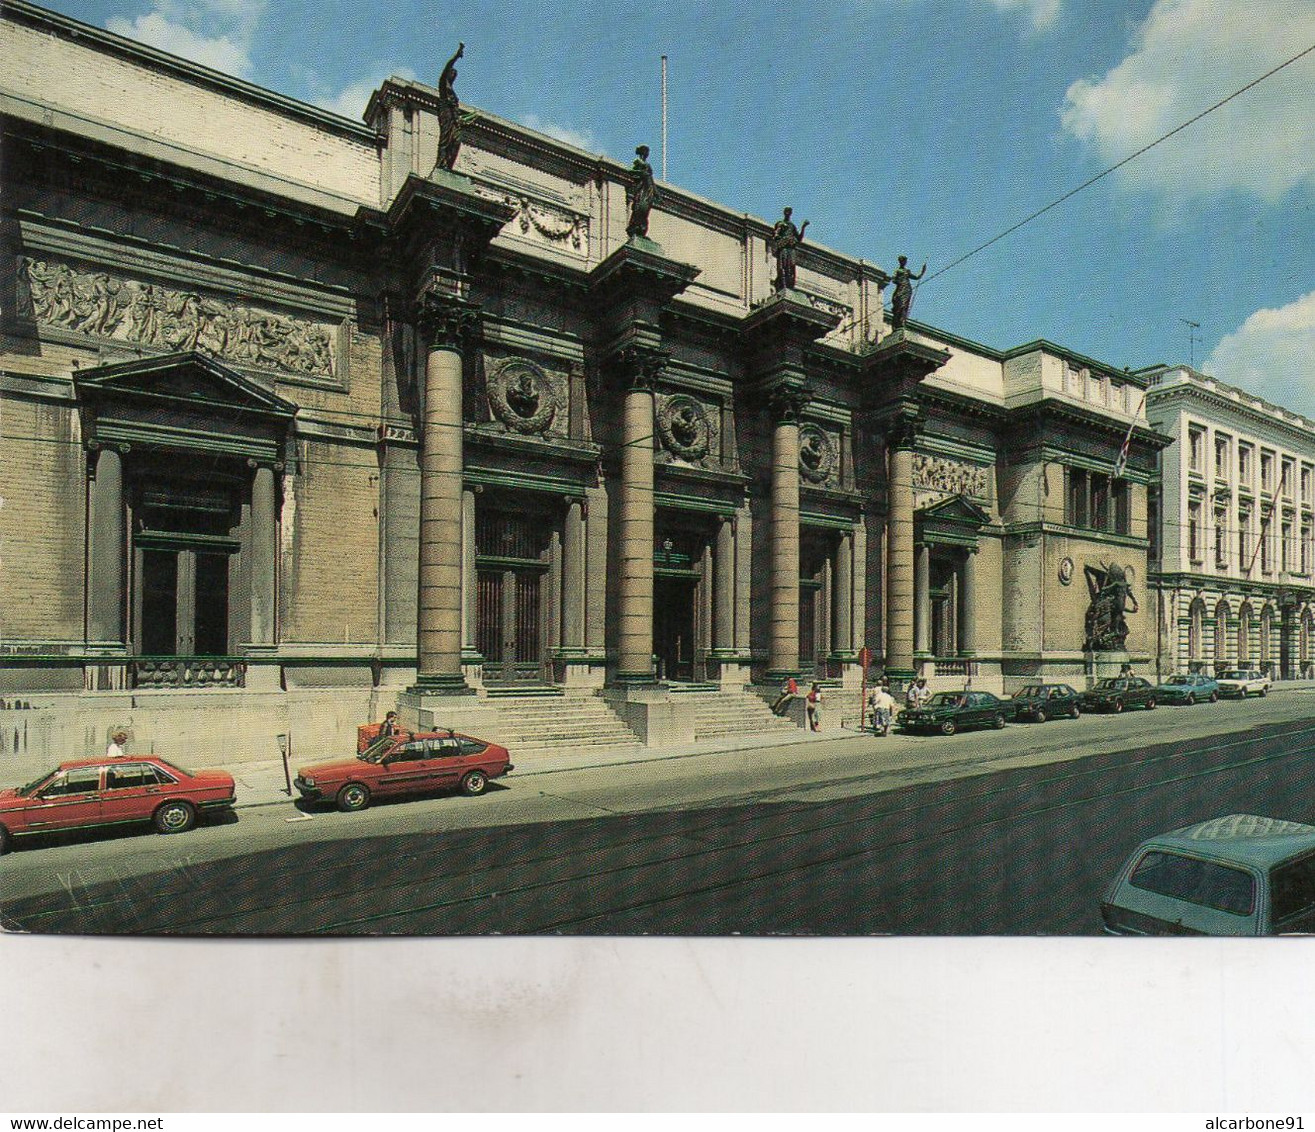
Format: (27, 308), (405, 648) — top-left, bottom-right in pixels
(4, 691), (1315, 934)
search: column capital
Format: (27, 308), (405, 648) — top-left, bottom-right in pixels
(416, 292), (482, 352)
(766, 382), (810, 425)
(885, 408), (922, 451)
(611, 344), (668, 393)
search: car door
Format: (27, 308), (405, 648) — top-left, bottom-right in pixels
(1270, 855), (1315, 934)
(101, 762), (169, 824)
(376, 739), (435, 797)
(25, 766), (104, 831)
(429, 737), (465, 790)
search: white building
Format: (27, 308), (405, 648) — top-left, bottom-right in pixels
(1147, 365), (1315, 680)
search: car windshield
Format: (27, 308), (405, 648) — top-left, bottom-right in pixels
(926, 693), (966, 707)
(17, 770), (55, 796)
(1220, 670), (1246, 680)
(155, 757), (196, 778)
(1129, 850), (1255, 916)
(1015, 686), (1043, 697)
(359, 736), (394, 763)
(1093, 679), (1123, 690)
(1165, 676), (1192, 685)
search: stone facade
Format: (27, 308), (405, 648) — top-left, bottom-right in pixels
(1147, 365), (1315, 681)
(0, 1), (1167, 763)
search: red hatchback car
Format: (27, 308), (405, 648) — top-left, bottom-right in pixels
(295, 730), (513, 812)
(0, 756), (237, 853)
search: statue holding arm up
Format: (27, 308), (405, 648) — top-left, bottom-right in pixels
(770, 207), (809, 291)
(889, 254), (926, 329)
(437, 42), (465, 171)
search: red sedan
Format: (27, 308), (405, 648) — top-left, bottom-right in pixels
(295, 729), (513, 812)
(0, 756), (236, 853)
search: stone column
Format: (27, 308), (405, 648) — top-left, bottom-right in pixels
(415, 299), (476, 691)
(734, 503), (752, 656)
(461, 487), (477, 657)
(250, 464), (278, 646)
(960, 547), (978, 656)
(87, 446), (125, 645)
(616, 353), (659, 682)
(885, 419), (917, 678)
(914, 543), (931, 656)
(713, 514), (735, 652)
(768, 388), (806, 677)
(562, 499), (585, 650)
(834, 530), (853, 655)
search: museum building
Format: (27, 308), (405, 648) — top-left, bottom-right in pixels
(1147, 365), (1315, 681)
(0, 0), (1167, 755)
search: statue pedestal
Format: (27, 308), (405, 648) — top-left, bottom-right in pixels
(1086, 650), (1132, 682)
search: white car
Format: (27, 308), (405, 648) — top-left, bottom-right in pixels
(1215, 668), (1271, 698)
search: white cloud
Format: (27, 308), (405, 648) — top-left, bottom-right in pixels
(521, 114), (601, 155)
(106, 0), (265, 78)
(1061, 0), (1315, 202)
(314, 78), (387, 121)
(1204, 292), (1315, 416)
(983, 0), (1061, 29)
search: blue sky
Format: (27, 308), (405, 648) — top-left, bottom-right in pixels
(40, 0), (1315, 412)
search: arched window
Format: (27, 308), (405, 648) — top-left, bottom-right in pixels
(1238, 603), (1253, 665)
(1188, 597), (1205, 665)
(1213, 599), (1230, 666)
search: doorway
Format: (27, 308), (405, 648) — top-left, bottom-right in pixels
(654, 576), (696, 682)
(475, 507), (552, 685)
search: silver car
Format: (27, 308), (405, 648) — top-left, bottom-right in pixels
(1216, 668), (1271, 698)
(1102, 814), (1315, 935)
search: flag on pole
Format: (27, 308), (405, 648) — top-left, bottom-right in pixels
(1113, 391), (1147, 480)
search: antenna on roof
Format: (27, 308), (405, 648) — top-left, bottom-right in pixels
(661, 55), (668, 181)
(1179, 318), (1201, 369)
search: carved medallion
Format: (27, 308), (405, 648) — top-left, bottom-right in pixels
(657, 395), (710, 462)
(487, 358), (559, 435)
(1058, 557), (1074, 586)
(798, 424), (837, 485)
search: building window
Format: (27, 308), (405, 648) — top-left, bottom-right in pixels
(1148, 489), (1160, 567)
(1113, 481), (1130, 536)
(1282, 521), (1293, 573)
(1091, 473), (1110, 532)
(1065, 466), (1128, 535)
(1239, 605), (1252, 664)
(1214, 600), (1230, 665)
(1067, 467), (1088, 527)
(1262, 450), (1274, 493)
(1215, 434), (1231, 480)
(1239, 510), (1252, 573)
(1239, 445), (1253, 487)
(1189, 501), (1202, 562)
(1283, 457), (1295, 498)
(1303, 465), (1313, 506)
(1262, 520), (1274, 574)
(1189, 427), (1205, 473)
(1304, 521), (1312, 575)
(1215, 509), (1228, 569)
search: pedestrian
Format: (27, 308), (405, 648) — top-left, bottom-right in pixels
(771, 675), (798, 715)
(806, 683), (823, 731)
(868, 683), (896, 736)
(906, 676), (930, 711)
(380, 710), (400, 738)
(105, 729), (129, 758)
(1119, 662), (1134, 678)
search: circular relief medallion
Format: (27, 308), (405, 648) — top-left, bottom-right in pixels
(488, 358), (558, 435)
(657, 395), (710, 462)
(1058, 556), (1074, 585)
(798, 424), (837, 485)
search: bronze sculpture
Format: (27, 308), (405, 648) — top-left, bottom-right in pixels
(769, 207), (808, 291)
(437, 42), (465, 171)
(626, 145), (659, 239)
(1083, 561), (1139, 652)
(889, 254), (926, 329)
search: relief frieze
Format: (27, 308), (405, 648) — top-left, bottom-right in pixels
(19, 257), (337, 382)
(911, 453), (990, 500)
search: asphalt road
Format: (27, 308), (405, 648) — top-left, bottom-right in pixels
(5, 691), (1315, 935)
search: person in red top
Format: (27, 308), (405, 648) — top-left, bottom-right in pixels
(806, 683), (823, 731)
(772, 676), (798, 716)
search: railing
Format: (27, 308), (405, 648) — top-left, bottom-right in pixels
(933, 658), (978, 677)
(131, 658), (246, 688)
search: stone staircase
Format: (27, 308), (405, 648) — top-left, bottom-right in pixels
(482, 690), (645, 759)
(677, 688), (801, 741)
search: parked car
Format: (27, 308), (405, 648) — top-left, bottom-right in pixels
(1216, 668), (1271, 698)
(1080, 676), (1158, 713)
(1010, 683), (1082, 722)
(0, 755), (236, 854)
(1154, 673), (1220, 705)
(295, 729), (513, 812)
(1101, 813), (1315, 935)
(898, 691), (1009, 735)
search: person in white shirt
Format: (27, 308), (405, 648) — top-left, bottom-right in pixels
(105, 729), (129, 758)
(868, 685), (896, 735)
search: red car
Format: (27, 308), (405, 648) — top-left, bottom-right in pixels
(0, 756), (236, 853)
(295, 729), (513, 812)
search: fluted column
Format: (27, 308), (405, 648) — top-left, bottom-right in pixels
(250, 463), (278, 646)
(563, 499), (585, 650)
(885, 416), (918, 678)
(834, 530), (853, 655)
(415, 297), (478, 691)
(960, 547), (978, 656)
(713, 515), (735, 652)
(87, 446), (125, 646)
(914, 542), (931, 656)
(768, 386), (807, 678)
(616, 350), (661, 683)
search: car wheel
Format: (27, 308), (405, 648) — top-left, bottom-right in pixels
(1070, 704), (1081, 719)
(336, 782), (371, 812)
(1145, 697), (1157, 710)
(0, 824), (11, 855)
(153, 800), (196, 835)
(1034, 708), (1047, 724)
(1259, 686), (1268, 697)
(992, 712), (1006, 730)
(1113, 699), (1124, 713)
(940, 720), (957, 736)
(1209, 691), (1219, 703)
(1185, 694), (1195, 706)
(460, 770), (489, 796)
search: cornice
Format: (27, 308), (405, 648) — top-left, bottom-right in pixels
(1148, 380), (1315, 450)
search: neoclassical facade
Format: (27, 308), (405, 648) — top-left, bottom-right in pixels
(0, 1), (1165, 752)
(1148, 365), (1315, 680)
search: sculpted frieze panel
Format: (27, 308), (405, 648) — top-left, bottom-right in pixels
(484, 355), (565, 437)
(911, 453), (990, 501)
(799, 423), (839, 486)
(20, 257), (337, 382)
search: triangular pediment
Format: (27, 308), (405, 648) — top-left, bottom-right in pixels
(916, 493), (990, 527)
(75, 351), (297, 418)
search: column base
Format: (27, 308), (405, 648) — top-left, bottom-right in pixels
(610, 671), (660, 688)
(407, 673), (476, 695)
